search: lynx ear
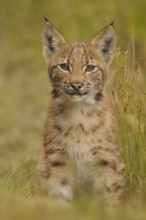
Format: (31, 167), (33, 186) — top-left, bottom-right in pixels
(91, 23), (116, 64)
(42, 18), (66, 62)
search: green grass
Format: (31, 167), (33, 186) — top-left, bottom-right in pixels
(0, 0), (146, 219)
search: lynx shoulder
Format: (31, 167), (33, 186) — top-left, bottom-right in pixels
(41, 19), (126, 205)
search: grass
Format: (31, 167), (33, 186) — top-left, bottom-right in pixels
(0, 0), (146, 219)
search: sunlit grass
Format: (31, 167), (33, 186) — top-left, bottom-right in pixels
(112, 49), (146, 200)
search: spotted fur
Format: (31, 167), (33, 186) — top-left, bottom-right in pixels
(41, 19), (126, 205)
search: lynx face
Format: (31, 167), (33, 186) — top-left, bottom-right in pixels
(42, 20), (116, 103)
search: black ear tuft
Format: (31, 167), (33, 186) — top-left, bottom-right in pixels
(43, 17), (49, 22)
(110, 21), (115, 26)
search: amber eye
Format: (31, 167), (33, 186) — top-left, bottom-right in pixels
(86, 65), (97, 73)
(59, 63), (70, 72)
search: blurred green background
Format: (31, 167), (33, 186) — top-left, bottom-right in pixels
(0, 0), (146, 219)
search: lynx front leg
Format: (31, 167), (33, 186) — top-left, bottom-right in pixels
(41, 147), (74, 202)
(90, 149), (126, 205)
(100, 164), (126, 205)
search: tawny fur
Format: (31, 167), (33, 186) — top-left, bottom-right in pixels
(41, 20), (126, 204)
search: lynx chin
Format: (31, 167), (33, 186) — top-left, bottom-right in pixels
(41, 18), (126, 205)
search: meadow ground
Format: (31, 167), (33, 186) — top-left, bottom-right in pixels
(0, 0), (146, 219)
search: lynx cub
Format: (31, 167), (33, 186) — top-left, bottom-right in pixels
(42, 18), (126, 204)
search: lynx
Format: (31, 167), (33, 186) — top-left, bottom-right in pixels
(41, 18), (126, 205)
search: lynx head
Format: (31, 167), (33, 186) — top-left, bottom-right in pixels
(42, 19), (116, 103)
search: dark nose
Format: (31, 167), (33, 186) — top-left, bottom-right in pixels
(70, 83), (83, 90)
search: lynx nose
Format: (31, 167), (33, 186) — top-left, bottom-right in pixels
(70, 83), (83, 90)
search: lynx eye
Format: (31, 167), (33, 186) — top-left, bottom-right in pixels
(86, 65), (97, 73)
(59, 63), (70, 72)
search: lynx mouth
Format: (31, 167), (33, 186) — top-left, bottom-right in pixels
(64, 89), (90, 96)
